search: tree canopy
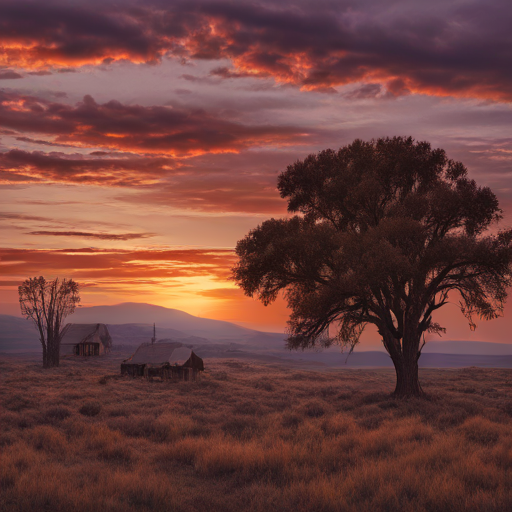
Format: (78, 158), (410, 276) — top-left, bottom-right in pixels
(19, 276), (80, 368)
(233, 137), (512, 396)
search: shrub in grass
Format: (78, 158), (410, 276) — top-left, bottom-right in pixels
(222, 416), (259, 439)
(3, 394), (33, 412)
(234, 401), (261, 415)
(79, 402), (102, 417)
(108, 416), (170, 442)
(107, 406), (131, 417)
(254, 379), (274, 392)
(304, 401), (325, 418)
(281, 412), (302, 429)
(98, 444), (133, 465)
(30, 426), (68, 456)
(461, 417), (501, 446)
(44, 406), (72, 422)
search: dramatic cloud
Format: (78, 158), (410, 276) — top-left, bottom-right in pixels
(28, 231), (153, 241)
(0, 247), (236, 282)
(0, 91), (313, 157)
(0, 69), (23, 79)
(0, 89), (314, 213)
(1, 0), (510, 334)
(0, 149), (177, 186)
(0, 147), (289, 213)
(1, 0), (511, 101)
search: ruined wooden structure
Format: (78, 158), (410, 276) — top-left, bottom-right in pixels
(60, 323), (112, 356)
(121, 342), (204, 381)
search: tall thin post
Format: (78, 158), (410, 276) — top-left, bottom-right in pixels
(151, 323), (156, 344)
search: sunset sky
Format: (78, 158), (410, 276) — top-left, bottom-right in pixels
(1, 0), (512, 344)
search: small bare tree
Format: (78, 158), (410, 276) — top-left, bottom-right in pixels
(19, 276), (80, 368)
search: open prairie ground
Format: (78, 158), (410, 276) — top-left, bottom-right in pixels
(1, 352), (512, 512)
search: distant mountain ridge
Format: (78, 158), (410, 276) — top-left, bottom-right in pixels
(422, 340), (512, 356)
(68, 302), (256, 340)
(1, 302), (512, 368)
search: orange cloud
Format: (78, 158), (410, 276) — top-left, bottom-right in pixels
(0, 91), (313, 157)
(0, 246), (277, 323)
(1, 245), (233, 271)
(0, 148), (177, 186)
(28, 231), (154, 241)
(0, 246), (236, 292)
(1, 1), (511, 101)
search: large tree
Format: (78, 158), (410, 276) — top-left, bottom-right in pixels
(19, 276), (80, 368)
(233, 137), (512, 397)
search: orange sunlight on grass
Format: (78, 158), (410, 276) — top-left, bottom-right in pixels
(1, 353), (511, 512)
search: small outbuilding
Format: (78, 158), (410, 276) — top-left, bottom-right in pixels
(60, 323), (112, 356)
(121, 342), (204, 381)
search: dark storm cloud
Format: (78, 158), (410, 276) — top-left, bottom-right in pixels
(0, 69), (23, 79)
(0, 0), (163, 67)
(0, 0), (511, 100)
(0, 91), (311, 156)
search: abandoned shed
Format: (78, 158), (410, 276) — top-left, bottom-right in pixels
(121, 342), (204, 381)
(60, 323), (112, 356)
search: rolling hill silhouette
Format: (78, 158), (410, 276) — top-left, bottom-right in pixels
(68, 302), (255, 339)
(2, 303), (512, 367)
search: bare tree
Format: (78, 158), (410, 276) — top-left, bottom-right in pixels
(19, 276), (80, 368)
(233, 137), (512, 397)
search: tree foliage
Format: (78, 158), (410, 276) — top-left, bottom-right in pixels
(19, 276), (80, 368)
(233, 137), (512, 396)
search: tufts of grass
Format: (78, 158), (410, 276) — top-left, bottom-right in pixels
(2, 355), (512, 512)
(43, 405), (72, 423)
(303, 400), (326, 418)
(79, 401), (102, 417)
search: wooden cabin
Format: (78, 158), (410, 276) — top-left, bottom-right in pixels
(60, 323), (112, 356)
(121, 342), (204, 381)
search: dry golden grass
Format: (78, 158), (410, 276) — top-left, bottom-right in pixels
(1, 352), (511, 511)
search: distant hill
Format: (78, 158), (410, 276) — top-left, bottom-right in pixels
(68, 302), (256, 340)
(0, 315), (41, 351)
(422, 340), (512, 356)
(107, 323), (210, 347)
(1, 302), (512, 368)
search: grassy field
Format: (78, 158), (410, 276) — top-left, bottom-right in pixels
(1, 352), (512, 512)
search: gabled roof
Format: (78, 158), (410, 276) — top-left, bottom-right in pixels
(61, 324), (104, 345)
(169, 347), (194, 365)
(123, 342), (204, 370)
(124, 342), (183, 364)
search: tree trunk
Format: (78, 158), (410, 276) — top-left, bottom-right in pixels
(45, 336), (60, 368)
(42, 343), (48, 368)
(379, 321), (425, 398)
(392, 355), (424, 397)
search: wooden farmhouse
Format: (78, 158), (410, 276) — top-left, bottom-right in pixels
(60, 323), (112, 356)
(121, 342), (204, 381)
